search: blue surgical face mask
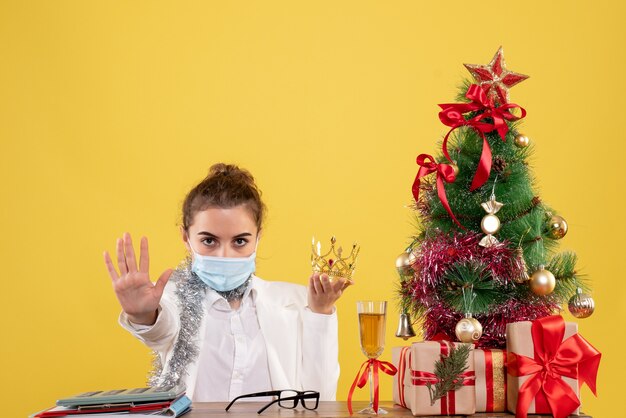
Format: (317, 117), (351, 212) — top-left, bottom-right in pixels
(188, 238), (258, 292)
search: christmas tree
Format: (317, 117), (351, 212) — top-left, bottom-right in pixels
(397, 47), (595, 348)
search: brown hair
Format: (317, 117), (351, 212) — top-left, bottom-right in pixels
(182, 163), (266, 231)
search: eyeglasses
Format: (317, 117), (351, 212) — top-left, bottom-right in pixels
(225, 390), (320, 414)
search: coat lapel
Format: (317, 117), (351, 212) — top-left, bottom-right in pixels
(254, 277), (301, 390)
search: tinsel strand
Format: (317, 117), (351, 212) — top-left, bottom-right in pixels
(147, 258), (253, 388)
(148, 259), (208, 389)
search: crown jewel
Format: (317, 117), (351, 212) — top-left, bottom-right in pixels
(311, 236), (360, 279)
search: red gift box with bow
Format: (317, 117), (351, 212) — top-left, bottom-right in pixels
(506, 315), (601, 418)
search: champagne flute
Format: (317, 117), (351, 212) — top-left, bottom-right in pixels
(357, 300), (387, 414)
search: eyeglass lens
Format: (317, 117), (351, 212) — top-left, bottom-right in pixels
(277, 390), (298, 408)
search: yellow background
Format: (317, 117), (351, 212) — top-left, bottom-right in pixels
(1, 1), (624, 416)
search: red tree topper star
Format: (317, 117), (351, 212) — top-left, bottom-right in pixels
(464, 47), (528, 105)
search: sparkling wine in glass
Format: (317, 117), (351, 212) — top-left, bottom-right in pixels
(357, 300), (387, 414)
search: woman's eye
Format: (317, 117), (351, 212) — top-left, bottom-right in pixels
(234, 238), (248, 247)
(201, 238), (215, 246)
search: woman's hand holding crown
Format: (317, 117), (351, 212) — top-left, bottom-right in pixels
(307, 272), (350, 315)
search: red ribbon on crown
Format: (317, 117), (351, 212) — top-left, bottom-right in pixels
(347, 358), (397, 415)
(412, 154), (464, 229)
(438, 84), (526, 191)
(507, 315), (601, 418)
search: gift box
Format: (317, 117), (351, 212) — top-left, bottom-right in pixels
(474, 348), (507, 412)
(392, 341), (476, 416)
(392, 346), (413, 409)
(506, 315), (601, 418)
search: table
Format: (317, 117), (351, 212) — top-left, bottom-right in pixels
(186, 401), (591, 417)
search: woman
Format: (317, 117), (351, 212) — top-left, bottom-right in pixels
(103, 164), (348, 401)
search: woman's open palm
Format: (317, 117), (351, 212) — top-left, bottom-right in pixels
(103, 233), (172, 325)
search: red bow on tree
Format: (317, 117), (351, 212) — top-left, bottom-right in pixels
(438, 84), (526, 191)
(412, 154), (464, 229)
(507, 315), (601, 418)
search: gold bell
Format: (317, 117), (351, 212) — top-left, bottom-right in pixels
(395, 312), (416, 340)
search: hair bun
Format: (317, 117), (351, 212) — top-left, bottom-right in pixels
(183, 163), (266, 230)
(208, 163), (255, 184)
(209, 163), (233, 176)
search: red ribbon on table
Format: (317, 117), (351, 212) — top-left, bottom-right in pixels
(412, 153), (464, 229)
(438, 84), (526, 191)
(347, 358), (397, 415)
(410, 340), (475, 415)
(507, 315), (601, 418)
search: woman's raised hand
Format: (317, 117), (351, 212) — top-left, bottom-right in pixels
(103, 233), (173, 325)
(307, 272), (351, 315)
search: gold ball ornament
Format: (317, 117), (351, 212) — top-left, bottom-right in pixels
(547, 215), (568, 239)
(395, 251), (416, 276)
(514, 134), (530, 148)
(455, 316), (483, 343)
(568, 288), (595, 318)
(481, 214), (501, 235)
(529, 265), (556, 296)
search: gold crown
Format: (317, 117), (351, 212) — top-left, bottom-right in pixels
(311, 236), (360, 279)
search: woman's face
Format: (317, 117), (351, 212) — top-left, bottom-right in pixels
(184, 205), (259, 258)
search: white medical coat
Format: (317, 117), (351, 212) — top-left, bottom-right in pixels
(119, 275), (340, 400)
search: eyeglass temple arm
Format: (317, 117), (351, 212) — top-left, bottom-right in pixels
(256, 398), (282, 415)
(225, 391), (283, 411)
